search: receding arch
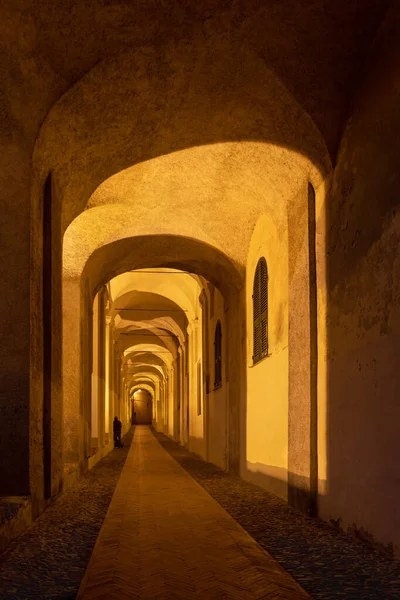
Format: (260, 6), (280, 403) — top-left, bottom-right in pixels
(81, 234), (243, 301)
(131, 389), (153, 425)
(33, 40), (330, 234)
(109, 269), (201, 323)
(61, 232), (245, 477)
(130, 383), (156, 419)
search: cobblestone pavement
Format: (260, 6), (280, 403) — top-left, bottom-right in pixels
(0, 428), (134, 600)
(153, 430), (400, 600)
(77, 426), (311, 600)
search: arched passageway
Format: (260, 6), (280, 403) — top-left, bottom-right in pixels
(2, 1), (400, 573)
(24, 20), (331, 522)
(64, 257), (241, 476)
(132, 390), (153, 425)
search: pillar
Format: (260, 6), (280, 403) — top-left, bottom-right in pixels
(105, 315), (112, 440)
(175, 354), (181, 442)
(178, 347), (184, 444)
(200, 290), (209, 460)
(287, 183), (318, 517)
(169, 361), (178, 439)
(186, 323), (194, 446)
(97, 291), (106, 449)
(0, 144), (31, 498)
(112, 340), (119, 423)
(63, 278), (85, 467)
(225, 287), (246, 476)
(91, 294), (99, 450)
(183, 337), (190, 445)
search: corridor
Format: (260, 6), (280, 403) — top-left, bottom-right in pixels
(1, 3), (400, 596)
(77, 426), (308, 600)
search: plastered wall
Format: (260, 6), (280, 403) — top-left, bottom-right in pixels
(244, 214), (289, 500)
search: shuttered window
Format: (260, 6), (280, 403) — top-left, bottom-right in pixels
(214, 320), (222, 388)
(253, 258), (268, 363)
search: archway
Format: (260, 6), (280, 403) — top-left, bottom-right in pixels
(2, 0), (398, 560)
(132, 389), (153, 425)
(29, 31), (330, 513)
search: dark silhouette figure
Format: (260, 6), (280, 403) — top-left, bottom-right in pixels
(113, 416), (123, 448)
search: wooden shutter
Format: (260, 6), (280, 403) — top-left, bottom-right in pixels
(253, 258), (268, 363)
(260, 258), (268, 355)
(214, 321), (222, 387)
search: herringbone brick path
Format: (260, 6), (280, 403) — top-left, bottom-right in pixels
(76, 427), (311, 600)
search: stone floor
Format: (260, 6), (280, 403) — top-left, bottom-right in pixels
(154, 430), (400, 600)
(0, 428), (134, 600)
(76, 426), (310, 600)
(1, 426), (400, 600)
(0, 498), (27, 526)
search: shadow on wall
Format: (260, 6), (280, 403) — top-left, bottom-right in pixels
(243, 464), (331, 516)
(325, 14), (400, 556)
(244, 463), (288, 501)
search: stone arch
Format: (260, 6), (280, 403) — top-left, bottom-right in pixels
(113, 288), (190, 353)
(110, 271), (200, 323)
(131, 384), (154, 396)
(37, 42), (330, 493)
(131, 388), (153, 425)
(61, 233), (244, 480)
(33, 40), (330, 231)
(123, 344), (175, 365)
(30, 27), (331, 503)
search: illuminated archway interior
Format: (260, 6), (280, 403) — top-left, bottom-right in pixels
(1, 1), (399, 562)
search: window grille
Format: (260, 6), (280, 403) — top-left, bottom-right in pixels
(253, 258), (268, 363)
(214, 320), (222, 388)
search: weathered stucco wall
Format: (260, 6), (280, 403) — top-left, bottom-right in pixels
(322, 9), (400, 554)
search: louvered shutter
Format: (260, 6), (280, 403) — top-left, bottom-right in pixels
(214, 321), (222, 387)
(253, 258), (268, 363)
(260, 258), (268, 355)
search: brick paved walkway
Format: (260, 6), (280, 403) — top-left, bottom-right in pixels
(77, 426), (311, 600)
(154, 430), (400, 600)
